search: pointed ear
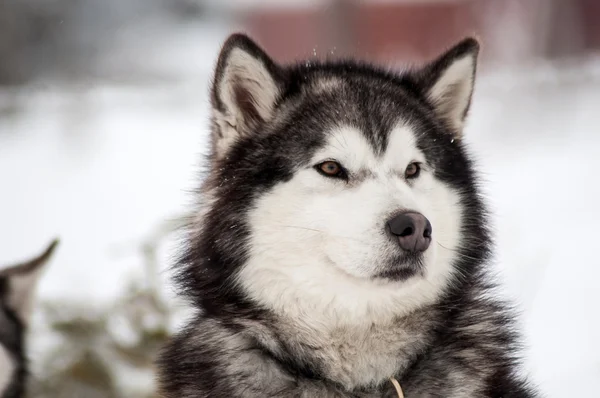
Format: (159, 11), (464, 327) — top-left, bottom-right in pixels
(0, 239), (58, 325)
(211, 34), (285, 157)
(414, 38), (479, 136)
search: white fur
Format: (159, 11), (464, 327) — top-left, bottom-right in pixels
(0, 345), (14, 396)
(236, 124), (463, 328)
(214, 48), (280, 156)
(427, 55), (475, 133)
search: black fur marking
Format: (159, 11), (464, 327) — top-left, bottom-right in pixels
(373, 252), (425, 281)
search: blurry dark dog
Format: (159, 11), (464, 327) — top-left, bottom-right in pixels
(0, 240), (57, 398)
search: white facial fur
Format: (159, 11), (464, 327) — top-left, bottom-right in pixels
(236, 124), (463, 326)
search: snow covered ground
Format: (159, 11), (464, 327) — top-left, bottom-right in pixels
(1, 18), (599, 397)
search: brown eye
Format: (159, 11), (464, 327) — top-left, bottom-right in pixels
(405, 162), (421, 179)
(316, 161), (346, 179)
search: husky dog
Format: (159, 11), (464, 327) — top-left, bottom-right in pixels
(0, 240), (57, 398)
(158, 34), (538, 397)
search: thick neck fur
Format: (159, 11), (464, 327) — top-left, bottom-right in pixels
(160, 276), (538, 398)
(241, 305), (439, 389)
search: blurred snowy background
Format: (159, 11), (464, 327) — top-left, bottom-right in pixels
(0, 0), (599, 396)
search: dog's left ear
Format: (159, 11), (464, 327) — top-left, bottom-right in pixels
(0, 239), (58, 324)
(210, 34), (285, 158)
(414, 38), (479, 136)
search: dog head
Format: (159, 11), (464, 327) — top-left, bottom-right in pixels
(179, 35), (490, 325)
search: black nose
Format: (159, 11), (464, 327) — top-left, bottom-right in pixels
(387, 212), (432, 252)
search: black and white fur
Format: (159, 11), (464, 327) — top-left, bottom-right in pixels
(0, 240), (57, 398)
(157, 34), (538, 397)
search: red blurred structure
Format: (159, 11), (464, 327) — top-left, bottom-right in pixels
(236, 0), (600, 66)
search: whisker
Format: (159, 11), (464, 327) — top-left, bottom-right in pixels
(278, 224), (368, 243)
(280, 225), (324, 233)
(436, 241), (481, 262)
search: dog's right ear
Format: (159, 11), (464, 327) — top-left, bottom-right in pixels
(211, 34), (285, 158)
(412, 38), (479, 137)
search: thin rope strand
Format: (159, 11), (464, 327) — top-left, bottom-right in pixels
(389, 377), (404, 398)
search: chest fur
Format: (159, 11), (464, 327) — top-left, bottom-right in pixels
(275, 317), (433, 389)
